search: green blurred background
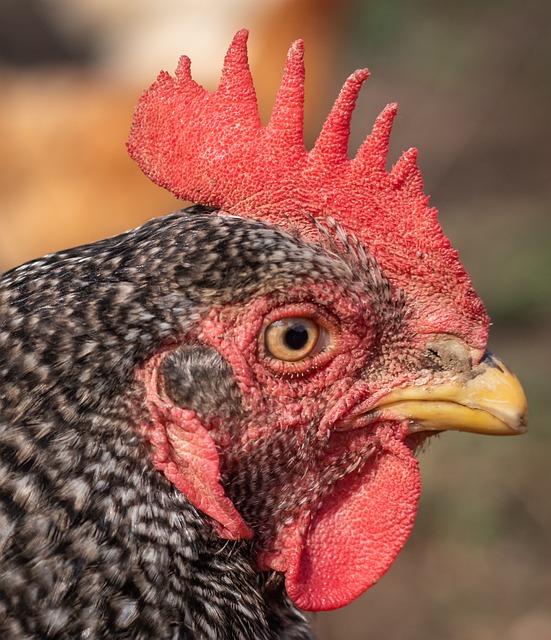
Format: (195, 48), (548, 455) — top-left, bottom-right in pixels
(1, 0), (549, 637)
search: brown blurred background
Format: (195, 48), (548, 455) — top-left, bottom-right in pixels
(1, 0), (550, 638)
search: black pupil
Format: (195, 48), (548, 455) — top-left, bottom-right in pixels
(284, 324), (309, 350)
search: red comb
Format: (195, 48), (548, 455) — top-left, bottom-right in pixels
(128, 29), (489, 347)
(127, 30), (406, 214)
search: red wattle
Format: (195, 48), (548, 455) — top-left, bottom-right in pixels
(262, 441), (421, 611)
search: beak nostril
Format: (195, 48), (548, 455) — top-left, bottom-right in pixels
(424, 335), (472, 375)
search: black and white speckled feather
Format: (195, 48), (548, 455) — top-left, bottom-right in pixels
(0, 206), (350, 639)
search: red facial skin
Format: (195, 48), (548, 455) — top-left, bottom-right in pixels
(136, 278), (486, 611)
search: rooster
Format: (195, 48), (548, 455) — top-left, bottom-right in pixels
(0, 30), (526, 639)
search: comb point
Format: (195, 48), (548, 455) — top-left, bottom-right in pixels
(353, 102), (398, 173)
(312, 68), (370, 164)
(391, 147), (424, 193)
(267, 39), (306, 148)
(175, 55), (192, 82)
(218, 29), (254, 94)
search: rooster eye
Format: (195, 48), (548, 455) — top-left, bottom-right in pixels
(264, 317), (322, 362)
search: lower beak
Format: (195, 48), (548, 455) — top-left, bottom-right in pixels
(368, 352), (527, 436)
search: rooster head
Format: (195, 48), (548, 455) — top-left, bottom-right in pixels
(127, 31), (527, 611)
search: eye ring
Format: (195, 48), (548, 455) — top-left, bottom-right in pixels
(264, 317), (325, 362)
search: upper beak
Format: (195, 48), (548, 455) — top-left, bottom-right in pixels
(367, 352), (528, 436)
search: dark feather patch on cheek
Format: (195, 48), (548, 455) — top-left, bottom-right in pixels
(160, 345), (243, 419)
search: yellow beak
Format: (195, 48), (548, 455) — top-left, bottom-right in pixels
(369, 353), (527, 436)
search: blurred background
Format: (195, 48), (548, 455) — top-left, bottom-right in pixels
(0, 0), (549, 637)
